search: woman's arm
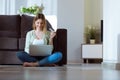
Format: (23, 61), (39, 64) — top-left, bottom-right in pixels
(24, 31), (31, 53)
(49, 32), (56, 45)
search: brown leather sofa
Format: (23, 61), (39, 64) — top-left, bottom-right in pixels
(0, 14), (67, 66)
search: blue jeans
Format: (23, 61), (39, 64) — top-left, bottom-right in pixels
(16, 51), (62, 66)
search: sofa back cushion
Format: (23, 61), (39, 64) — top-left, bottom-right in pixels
(0, 15), (21, 50)
(0, 15), (21, 38)
(21, 15), (33, 38)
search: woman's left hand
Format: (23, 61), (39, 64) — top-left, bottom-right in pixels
(50, 32), (56, 39)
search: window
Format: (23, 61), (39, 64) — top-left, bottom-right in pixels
(0, 0), (15, 15)
(0, 0), (57, 30)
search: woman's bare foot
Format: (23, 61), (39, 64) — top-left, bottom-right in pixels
(23, 62), (39, 67)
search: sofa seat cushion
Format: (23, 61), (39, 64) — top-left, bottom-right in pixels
(19, 38), (25, 50)
(0, 38), (18, 50)
(0, 51), (22, 64)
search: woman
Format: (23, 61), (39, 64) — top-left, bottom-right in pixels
(17, 13), (62, 67)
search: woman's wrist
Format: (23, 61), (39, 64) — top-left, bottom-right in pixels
(49, 38), (53, 41)
(49, 38), (53, 45)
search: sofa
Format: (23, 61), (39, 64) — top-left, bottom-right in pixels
(0, 14), (67, 66)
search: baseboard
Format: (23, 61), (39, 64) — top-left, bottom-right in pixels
(102, 62), (120, 70)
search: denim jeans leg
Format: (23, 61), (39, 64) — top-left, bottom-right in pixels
(38, 52), (62, 65)
(16, 51), (37, 62)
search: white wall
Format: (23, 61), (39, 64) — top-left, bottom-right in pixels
(58, 0), (84, 64)
(103, 0), (120, 63)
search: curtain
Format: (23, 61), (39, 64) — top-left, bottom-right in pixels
(0, 0), (15, 15)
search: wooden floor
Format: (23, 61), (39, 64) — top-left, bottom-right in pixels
(0, 64), (120, 80)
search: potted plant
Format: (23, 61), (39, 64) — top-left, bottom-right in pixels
(19, 4), (44, 15)
(84, 25), (96, 44)
(89, 26), (96, 44)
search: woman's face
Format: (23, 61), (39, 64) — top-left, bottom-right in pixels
(35, 19), (44, 30)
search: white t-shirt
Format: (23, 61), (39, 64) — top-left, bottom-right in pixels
(32, 39), (44, 45)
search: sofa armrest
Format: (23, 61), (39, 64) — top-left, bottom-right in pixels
(53, 28), (67, 65)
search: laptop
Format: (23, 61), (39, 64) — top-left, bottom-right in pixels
(29, 45), (53, 56)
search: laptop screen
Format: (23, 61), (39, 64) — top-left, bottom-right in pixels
(29, 45), (53, 56)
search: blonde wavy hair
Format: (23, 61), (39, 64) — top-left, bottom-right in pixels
(32, 13), (47, 33)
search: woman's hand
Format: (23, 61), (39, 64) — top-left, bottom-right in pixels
(50, 32), (56, 40)
(49, 32), (56, 45)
